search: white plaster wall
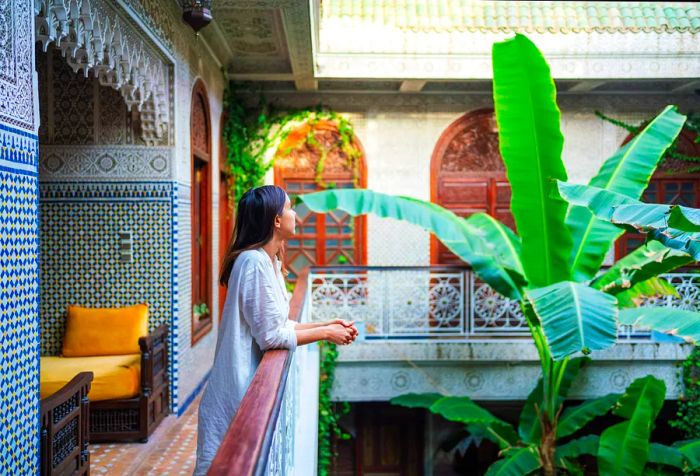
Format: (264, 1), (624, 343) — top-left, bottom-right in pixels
(279, 95), (700, 267)
(161, 0), (227, 410)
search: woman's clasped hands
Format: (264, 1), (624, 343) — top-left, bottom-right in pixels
(324, 319), (359, 345)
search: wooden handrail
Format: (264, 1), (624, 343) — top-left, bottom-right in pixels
(208, 268), (309, 476)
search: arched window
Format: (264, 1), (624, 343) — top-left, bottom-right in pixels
(616, 127), (700, 258)
(191, 80), (212, 344)
(218, 111), (234, 318)
(430, 109), (513, 264)
(274, 120), (367, 280)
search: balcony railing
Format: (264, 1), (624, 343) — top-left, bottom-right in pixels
(208, 270), (317, 476)
(208, 266), (697, 475)
(308, 266), (700, 342)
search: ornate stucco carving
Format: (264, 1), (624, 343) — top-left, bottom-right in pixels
(0, 1), (35, 130)
(34, 0), (171, 145)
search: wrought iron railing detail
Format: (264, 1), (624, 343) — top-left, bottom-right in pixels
(309, 267), (700, 342)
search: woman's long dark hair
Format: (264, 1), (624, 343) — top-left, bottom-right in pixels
(219, 185), (288, 286)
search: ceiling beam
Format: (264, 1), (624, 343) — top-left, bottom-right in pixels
(227, 73), (295, 81)
(566, 80), (608, 92)
(399, 80), (427, 93)
(671, 80), (700, 94)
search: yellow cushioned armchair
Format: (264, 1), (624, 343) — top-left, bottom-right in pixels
(40, 304), (169, 443)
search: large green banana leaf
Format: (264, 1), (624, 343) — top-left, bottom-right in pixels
(567, 106), (686, 281)
(557, 393), (619, 438)
(465, 212), (524, 279)
(556, 435), (600, 460)
(526, 282), (618, 360)
(619, 307), (700, 344)
(610, 202), (700, 233)
(598, 376), (666, 476)
(591, 240), (692, 293)
(299, 189), (524, 299)
(393, 393), (519, 448)
(558, 182), (638, 221)
(484, 446), (540, 476)
(614, 277), (678, 309)
(492, 33), (572, 288)
(646, 443), (685, 469)
(674, 439), (700, 469)
(558, 182), (700, 260)
(390, 392), (443, 409)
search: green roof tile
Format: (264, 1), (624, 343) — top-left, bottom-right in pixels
(321, 1), (700, 33)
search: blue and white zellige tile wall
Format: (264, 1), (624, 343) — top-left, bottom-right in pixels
(38, 182), (180, 409)
(0, 1), (40, 474)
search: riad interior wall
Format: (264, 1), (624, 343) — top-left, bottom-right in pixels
(36, 42), (181, 405)
(165, 1), (226, 411)
(36, 0), (227, 413)
(266, 93), (700, 267)
(0, 1), (40, 473)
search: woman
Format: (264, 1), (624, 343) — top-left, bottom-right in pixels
(194, 185), (358, 475)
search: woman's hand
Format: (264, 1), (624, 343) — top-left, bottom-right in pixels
(324, 323), (358, 345)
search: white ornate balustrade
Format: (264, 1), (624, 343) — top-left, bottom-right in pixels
(308, 268), (700, 342)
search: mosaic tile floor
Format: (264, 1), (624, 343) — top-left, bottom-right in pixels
(90, 394), (200, 475)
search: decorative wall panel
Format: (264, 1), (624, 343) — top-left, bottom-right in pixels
(0, 126), (40, 474)
(39, 181), (179, 408)
(0, 2), (34, 130)
(40, 145), (172, 180)
(1, 0), (40, 473)
(36, 47), (167, 147)
(34, 0), (172, 144)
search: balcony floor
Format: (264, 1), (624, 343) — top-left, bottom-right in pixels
(90, 395), (200, 475)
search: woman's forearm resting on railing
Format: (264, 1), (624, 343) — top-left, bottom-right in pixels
(294, 320), (358, 346)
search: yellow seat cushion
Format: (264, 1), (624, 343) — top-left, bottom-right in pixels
(62, 304), (149, 357)
(41, 355), (141, 402)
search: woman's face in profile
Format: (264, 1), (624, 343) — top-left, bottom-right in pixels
(278, 195), (296, 239)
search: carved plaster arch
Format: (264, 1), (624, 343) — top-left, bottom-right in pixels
(34, 0), (170, 145)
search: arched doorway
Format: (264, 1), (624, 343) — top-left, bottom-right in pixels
(274, 120), (367, 280)
(430, 109), (513, 264)
(616, 126), (700, 258)
(190, 79), (213, 343)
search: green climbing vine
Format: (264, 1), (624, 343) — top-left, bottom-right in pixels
(595, 110), (700, 171)
(671, 346), (700, 439)
(317, 341), (350, 476)
(222, 83), (362, 206)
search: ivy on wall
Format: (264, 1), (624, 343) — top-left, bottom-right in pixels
(596, 110), (700, 171)
(317, 341), (350, 476)
(222, 83), (361, 206)
(671, 346), (700, 439)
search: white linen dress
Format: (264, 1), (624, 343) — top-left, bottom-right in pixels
(194, 248), (297, 476)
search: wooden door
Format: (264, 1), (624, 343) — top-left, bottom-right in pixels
(430, 109), (513, 264)
(274, 121), (367, 280)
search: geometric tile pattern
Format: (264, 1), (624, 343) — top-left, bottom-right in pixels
(39, 180), (179, 410)
(0, 128), (39, 474)
(176, 183), (192, 412)
(90, 393), (200, 475)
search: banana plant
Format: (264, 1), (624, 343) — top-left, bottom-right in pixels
(298, 34), (694, 475)
(394, 374), (700, 475)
